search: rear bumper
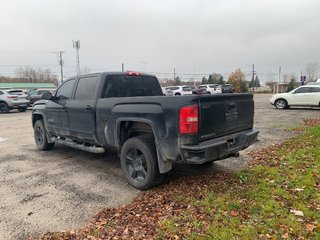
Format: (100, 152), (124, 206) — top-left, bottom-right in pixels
(9, 101), (30, 109)
(181, 129), (259, 164)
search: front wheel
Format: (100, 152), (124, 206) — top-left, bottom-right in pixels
(275, 99), (288, 109)
(34, 120), (55, 150)
(120, 135), (160, 190)
(18, 107), (27, 112)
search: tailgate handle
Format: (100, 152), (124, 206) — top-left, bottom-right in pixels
(228, 103), (236, 111)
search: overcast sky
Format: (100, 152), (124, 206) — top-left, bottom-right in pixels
(0, 0), (319, 83)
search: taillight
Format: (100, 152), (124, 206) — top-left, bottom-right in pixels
(8, 95), (17, 99)
(126, 71), (141, 76)
(179, 104), (198, 134)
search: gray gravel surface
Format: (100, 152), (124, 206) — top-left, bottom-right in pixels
(0, 94), (319, 239)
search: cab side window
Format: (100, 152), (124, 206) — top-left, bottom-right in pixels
(29, 90), (39, 96)
(56, 78), (76, 100)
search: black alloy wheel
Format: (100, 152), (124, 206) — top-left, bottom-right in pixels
(18, 107), (27, 112)
(34, 120), (55, 150)
(120, 135), (159, 190)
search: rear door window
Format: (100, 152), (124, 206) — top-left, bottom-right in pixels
(74, 76), (98, 100)
(102, 75), (162, 98)
(311, 87), (320, 92)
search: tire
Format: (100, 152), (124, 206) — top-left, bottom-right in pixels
(34, 120), (55, 151)
(275, 99), (288, 109)
(0, 102), (9, 113)
(207, 92), (211, 94)
(18, 107), (27, 112)
(175, 93), (181, 96)
(120, 135), (160, 190)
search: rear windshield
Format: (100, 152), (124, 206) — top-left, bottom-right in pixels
(8, 90), (24, 95)
(182, 86), (191, 91)
(102, 75), (162, 98)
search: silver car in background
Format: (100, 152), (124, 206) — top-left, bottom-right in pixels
(0, 89), (30, 113)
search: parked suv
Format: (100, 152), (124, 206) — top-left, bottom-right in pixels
(27, 89), (56, 105)
(199, 84), (222, 94)
(0, 89), (30, 113)
(221, 84), (234, 93)
(169, 85), (192, 95)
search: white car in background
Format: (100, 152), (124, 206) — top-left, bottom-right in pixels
(168, 86), (192, 96)
(161, 87), (173, 96)
(270, 85), (320, 109)
(199, 84), (222, 94)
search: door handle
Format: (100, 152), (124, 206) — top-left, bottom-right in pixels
(85, 105), (92, 110)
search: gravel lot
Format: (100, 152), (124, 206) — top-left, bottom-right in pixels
(0, 94), (319, 239)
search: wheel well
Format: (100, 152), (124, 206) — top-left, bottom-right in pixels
(119, 121), (154, 147)
(275, 98), (288, 103)
(175, 93), (181, 95)
(32, 114), (43, 127)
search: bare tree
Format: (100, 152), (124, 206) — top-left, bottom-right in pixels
(305, 62), (319, 81)
(15, 66), (57, 83)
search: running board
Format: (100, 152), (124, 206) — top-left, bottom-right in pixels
(51, 137), (105, 154)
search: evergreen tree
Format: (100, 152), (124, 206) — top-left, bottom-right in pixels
(201, 76), (208, 84)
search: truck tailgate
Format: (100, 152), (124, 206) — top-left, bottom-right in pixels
(199, 94), (254, 141)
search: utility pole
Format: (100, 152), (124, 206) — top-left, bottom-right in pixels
(252, 64), (255, 93)
(277, 66), (281, 93)
(73, 40), (80, 75)
(54, 51), (65, 82)
(173, 68), (176, 84)
(141, 61), (147, 71)
(121, 63), (124, 72)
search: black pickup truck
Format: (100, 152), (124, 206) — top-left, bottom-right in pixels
(32, 71), (258, 189)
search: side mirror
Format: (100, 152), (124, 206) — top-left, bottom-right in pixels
(42, 92), (52, 100)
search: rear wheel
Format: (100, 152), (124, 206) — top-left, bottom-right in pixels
(0, 102), (9, 113)
(275, 99), (288, 109)
(34, 120), (55, 150)
(120, 135), (160, 190)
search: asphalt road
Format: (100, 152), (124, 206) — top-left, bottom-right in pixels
(0, 94), (319, 239)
